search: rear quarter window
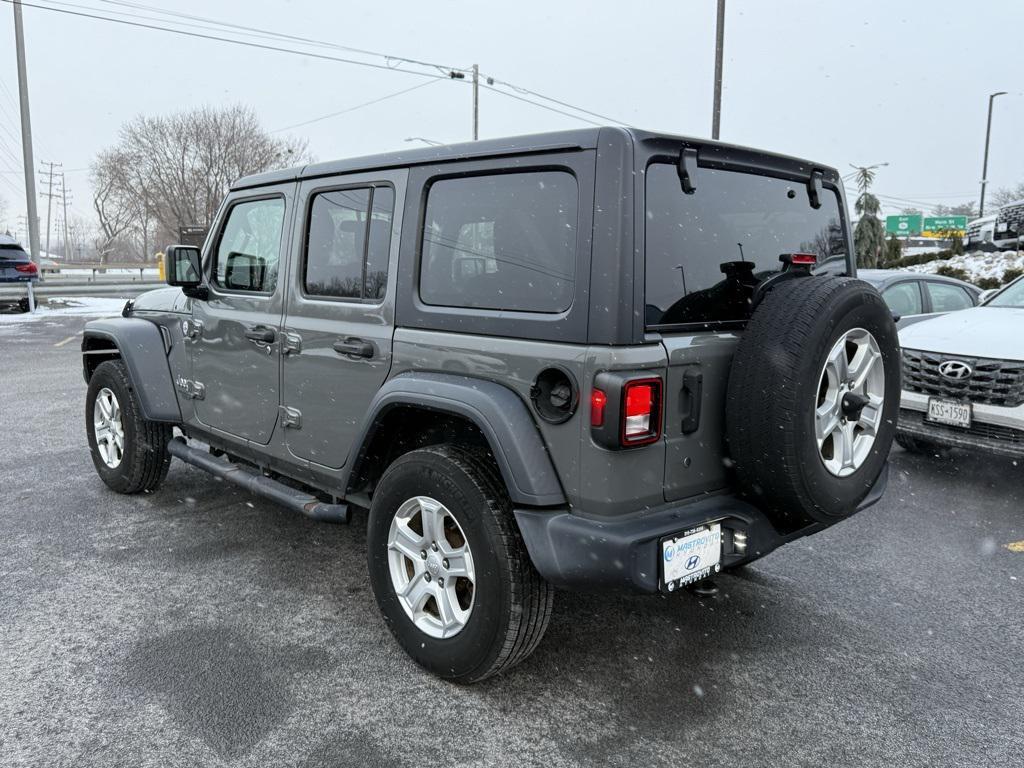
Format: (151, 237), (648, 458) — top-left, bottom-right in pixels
(419, 171), (578, 313)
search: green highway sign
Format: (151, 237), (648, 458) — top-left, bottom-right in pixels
(922, 216), (968, 237)
(885, 215), (922, 237)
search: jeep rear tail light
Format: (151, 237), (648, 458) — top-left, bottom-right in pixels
(14, 262), (37, 274)
(590, 372), (664, 449)
(622, 378), (662, 445)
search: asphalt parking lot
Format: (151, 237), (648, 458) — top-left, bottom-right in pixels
(2, 313), (1023, 768)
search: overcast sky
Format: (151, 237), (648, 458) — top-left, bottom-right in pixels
(1, 0), (1022, 232)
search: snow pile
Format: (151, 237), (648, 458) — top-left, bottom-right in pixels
(0, 296), (127, 324)
(901, 249), (1024, 282)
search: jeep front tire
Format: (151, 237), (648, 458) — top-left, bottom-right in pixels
(366, 445), (554, 683)
(86, 359), (172, 494)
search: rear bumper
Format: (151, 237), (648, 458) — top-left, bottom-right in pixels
(514, 464), (888, 594)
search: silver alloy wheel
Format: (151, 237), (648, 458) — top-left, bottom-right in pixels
(387, 495), (476, 639)
(93, 387), (126, 469)
(815, 328), (885, 477)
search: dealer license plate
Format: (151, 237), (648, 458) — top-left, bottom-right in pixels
(661, 524), (722, 590)
(926, 398), (971, 428)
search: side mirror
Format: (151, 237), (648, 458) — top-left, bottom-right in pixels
(165, 245), (202, 288)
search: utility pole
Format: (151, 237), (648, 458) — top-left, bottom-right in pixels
(59, 178), (71, 262)
(711, 0), (726, 140)
(12, 0), (40, 310)
(39, 161), (60, 266)
(472, 63), (479, 141)
(979, 91), (1007, 217)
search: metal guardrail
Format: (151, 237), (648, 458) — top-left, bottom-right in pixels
(0, 280), (162, 301)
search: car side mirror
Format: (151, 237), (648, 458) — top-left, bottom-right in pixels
(165, 245), (202, 288)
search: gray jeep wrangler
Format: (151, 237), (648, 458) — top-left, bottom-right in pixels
(82, 128), (899, 683)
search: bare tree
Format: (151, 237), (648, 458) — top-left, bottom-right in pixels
(92, 104), (308, 261)
(91, 149), (138, 263)
(990, 183), (1024, 210)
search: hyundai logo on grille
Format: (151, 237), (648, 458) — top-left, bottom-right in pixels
(938, 360), (973, 380)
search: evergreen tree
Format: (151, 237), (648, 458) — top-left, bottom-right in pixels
(854, 191), (885, 268)
(851, 166), (886, 268)
(883, 235), (902, 267)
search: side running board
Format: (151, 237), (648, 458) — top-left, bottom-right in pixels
(167, 438), (350, 524)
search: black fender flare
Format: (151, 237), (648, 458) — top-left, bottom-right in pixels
(348, 372), (566, 507)
(82, 318), (182, 423)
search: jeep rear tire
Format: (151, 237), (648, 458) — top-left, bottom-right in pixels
(366, 445), (554, 683)
(726, 276), (900, 531)
(86, 359), (172, 494)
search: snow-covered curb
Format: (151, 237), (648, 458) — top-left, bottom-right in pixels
(0, 296), (128, 324)
(900, 249), (1024, 282)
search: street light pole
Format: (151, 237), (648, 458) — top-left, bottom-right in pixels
(979, 91), (1007, 217)
(12, 0), (40, 312)
(711, 0), (726, 140)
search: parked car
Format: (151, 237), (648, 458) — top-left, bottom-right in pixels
(993, 199), (1024, 251)
(80, 128), (899, 682)
(0, 235), (38, 312)
(965, 215), (997, 251)
(858, 269), (981, 328)
(896, 275), (1024, 457)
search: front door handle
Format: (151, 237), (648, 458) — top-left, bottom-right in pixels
(332, 337), (374, 358)
(245, 326), (276, 344)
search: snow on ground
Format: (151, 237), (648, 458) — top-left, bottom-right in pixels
(0, 297), (127, 325)
(900, 249), (1024, 282)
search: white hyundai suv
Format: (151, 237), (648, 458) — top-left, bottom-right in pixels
(896, 275), (1024, 457)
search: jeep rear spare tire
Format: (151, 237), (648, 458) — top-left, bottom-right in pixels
(726, 276), (899, 531)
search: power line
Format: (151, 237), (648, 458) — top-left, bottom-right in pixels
(12, 0), (624, 131)
(93, 0), (467, 75)
(1, 0), (456, 80)
(482, 75), (629, 126)
(272, 79), (441, 133)
(477, 82), (603, 126)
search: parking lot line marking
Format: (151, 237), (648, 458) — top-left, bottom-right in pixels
(54, 333), (81, 348)
(1005, 541), (1024, 553)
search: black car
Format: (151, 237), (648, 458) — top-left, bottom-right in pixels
(0, 237), (38, 312)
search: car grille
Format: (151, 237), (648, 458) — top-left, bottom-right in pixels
(899, 408), (1024, 447)
(902, 349), (1024, 407)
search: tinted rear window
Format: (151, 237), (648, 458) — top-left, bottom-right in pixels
(419, 171), (578, 313)
(644, 163), (848, 327)
(0, 244), (29, 260)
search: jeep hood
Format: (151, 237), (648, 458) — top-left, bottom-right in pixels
(131, 286), (190, 314)
(898, 307), (1024, 361)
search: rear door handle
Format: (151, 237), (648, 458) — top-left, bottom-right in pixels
(245, 326), (276, 344)
(332, 337), (374, 358)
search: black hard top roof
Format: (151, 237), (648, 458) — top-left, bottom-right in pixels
(231, 126), (836, 191)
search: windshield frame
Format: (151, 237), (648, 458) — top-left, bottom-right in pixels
(636, 142), (853, 334)
(983, 275), (1024, 308)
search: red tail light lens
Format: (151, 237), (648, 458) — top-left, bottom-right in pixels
(15, 262), (37, 274)
(621, 378), (662, 445)
(590, 389), (607, 427)
(788, 252), (817, 266)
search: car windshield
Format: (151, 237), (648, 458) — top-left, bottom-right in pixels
(987, 279), (1024, 308)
